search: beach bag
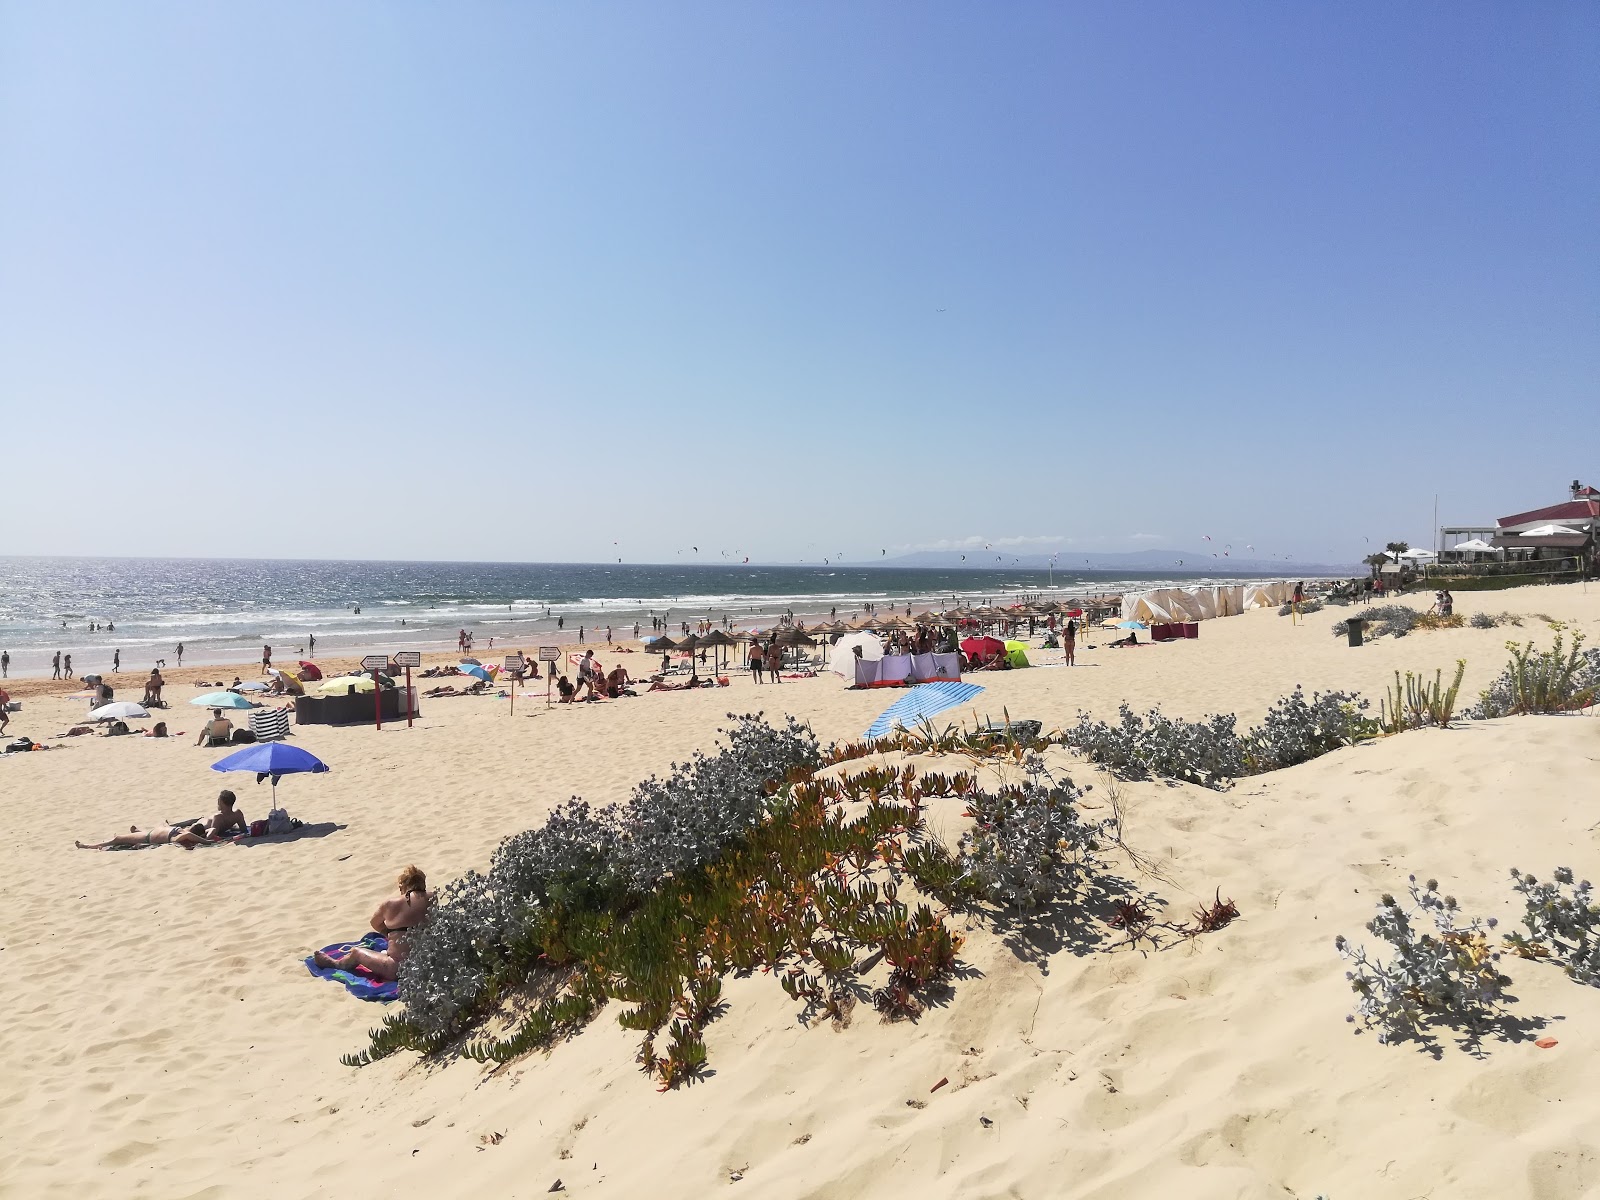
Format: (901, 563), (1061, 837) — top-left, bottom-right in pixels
(267, 807), (293, 835)
(249, 819), (269, 837)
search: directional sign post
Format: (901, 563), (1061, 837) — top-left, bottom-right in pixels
(392, 651), (421, 727)
(362, 654), (390, 730)
(504, 653), (525, 715)
(539, 645), (560, 707)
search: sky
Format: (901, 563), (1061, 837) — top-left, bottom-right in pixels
(2, 3), (1595, 566)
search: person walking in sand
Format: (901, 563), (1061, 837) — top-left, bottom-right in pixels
(2, 650), (9, 678)
(113, 648), (121, 674)
(63, 653), (72, 679)
(52, 651), (61, 680)
(311, 866), (430, 982)
(262, 645), (272, 674)
(176, 642), (185, 666)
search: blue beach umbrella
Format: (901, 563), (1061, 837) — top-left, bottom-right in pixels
(457, 663), (492, 682)
(865, 681), (986, 741)
(1117, 621), (1147, 631)
(211, 742), (331, 804)
(191, 691), (256, 709)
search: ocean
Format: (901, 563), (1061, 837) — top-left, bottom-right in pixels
(0, 556), (1292, 678)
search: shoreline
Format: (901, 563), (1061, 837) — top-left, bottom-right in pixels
(0, 572), (1339, 681)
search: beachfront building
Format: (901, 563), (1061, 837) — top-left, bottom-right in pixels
(1491, 480), (1598, 567)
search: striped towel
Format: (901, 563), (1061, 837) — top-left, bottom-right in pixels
(864, 682), (986, 740)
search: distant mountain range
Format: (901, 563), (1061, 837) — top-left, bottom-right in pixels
(869, 549), (1358, 575)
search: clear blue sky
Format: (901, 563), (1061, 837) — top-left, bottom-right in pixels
(2, 3), (1595, 564)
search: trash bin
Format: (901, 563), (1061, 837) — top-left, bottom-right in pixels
(1347, 618), (1366, 648)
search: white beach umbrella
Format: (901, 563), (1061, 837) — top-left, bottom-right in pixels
(88, 702), (150, 721)
(827, 632), (884, 677)
(1519, 524), (1583, 537)
(1451, 539), (1496, 552)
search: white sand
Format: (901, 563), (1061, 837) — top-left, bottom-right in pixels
(4, 583), (1598, 1198)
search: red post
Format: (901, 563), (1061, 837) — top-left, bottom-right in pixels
(405, 665), (414, 727)
(374, 671), (382, 731)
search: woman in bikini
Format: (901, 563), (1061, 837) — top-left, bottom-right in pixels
(75, 822), (215, 850)
(312, 866), (430, 982)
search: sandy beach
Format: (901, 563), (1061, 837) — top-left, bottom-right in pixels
(5, 582), (1599, 1199)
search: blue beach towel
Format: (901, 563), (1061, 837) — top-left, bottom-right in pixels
(304, 933), (399, 1001)
(865, 681), (986, 740)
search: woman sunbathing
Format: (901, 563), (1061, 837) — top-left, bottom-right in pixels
(312, 866), (430, 982)
(76, 821), (215, 850)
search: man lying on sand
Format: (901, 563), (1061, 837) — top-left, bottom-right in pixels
(311, 866), (430, 982)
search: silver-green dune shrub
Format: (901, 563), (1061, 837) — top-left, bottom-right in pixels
(1506, 868), (1600, 986)
(1062, 704), (1245, 789)
(1330, 605), (1420, 640)
(1241, 686), (1377, 772)
(393, 712), (820, 1044)
(1335, 877), (1509, 1047)
(956, 760), (1113, 909)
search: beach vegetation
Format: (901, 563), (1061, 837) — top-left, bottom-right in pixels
(346, 713), (1237, 1082)
(1379, 661), (1466, 732)
(1335, 877), (1511, 1049)
(1277, 599), (1323, 617)
(1505, 868), (1600, 986)
(1064, 687), (1378, 789)
(1465, 633), (1596, 718)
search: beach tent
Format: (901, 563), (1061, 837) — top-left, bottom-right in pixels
(960, 635), (1005, 665)
(864, 681), (986, 740)
(1004, 641), (1030, 668)
(267, 668), (305, 695)
(828, 632), (883, 677)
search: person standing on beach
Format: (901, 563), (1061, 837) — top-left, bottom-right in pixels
(557, 616), (564, 630)
(749, 643), (764, 684)
(113, 649), (121, 674)
(64, 653), (73, 679)
(578, 625), (585, 644)
(309, 633), (316, 655)
(262, 645), (272, 674)
(52, 651), (62, 679)
(176, 643), (185, 666)
(0, 684), (9, 734)
(765, 641), (782, 683)
(606, 626), (612, 644)
(1063, 619), (1077, 667)
(1, 650), (8, 678)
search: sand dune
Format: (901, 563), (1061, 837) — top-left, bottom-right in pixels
(3, 583), (1598, 1198)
